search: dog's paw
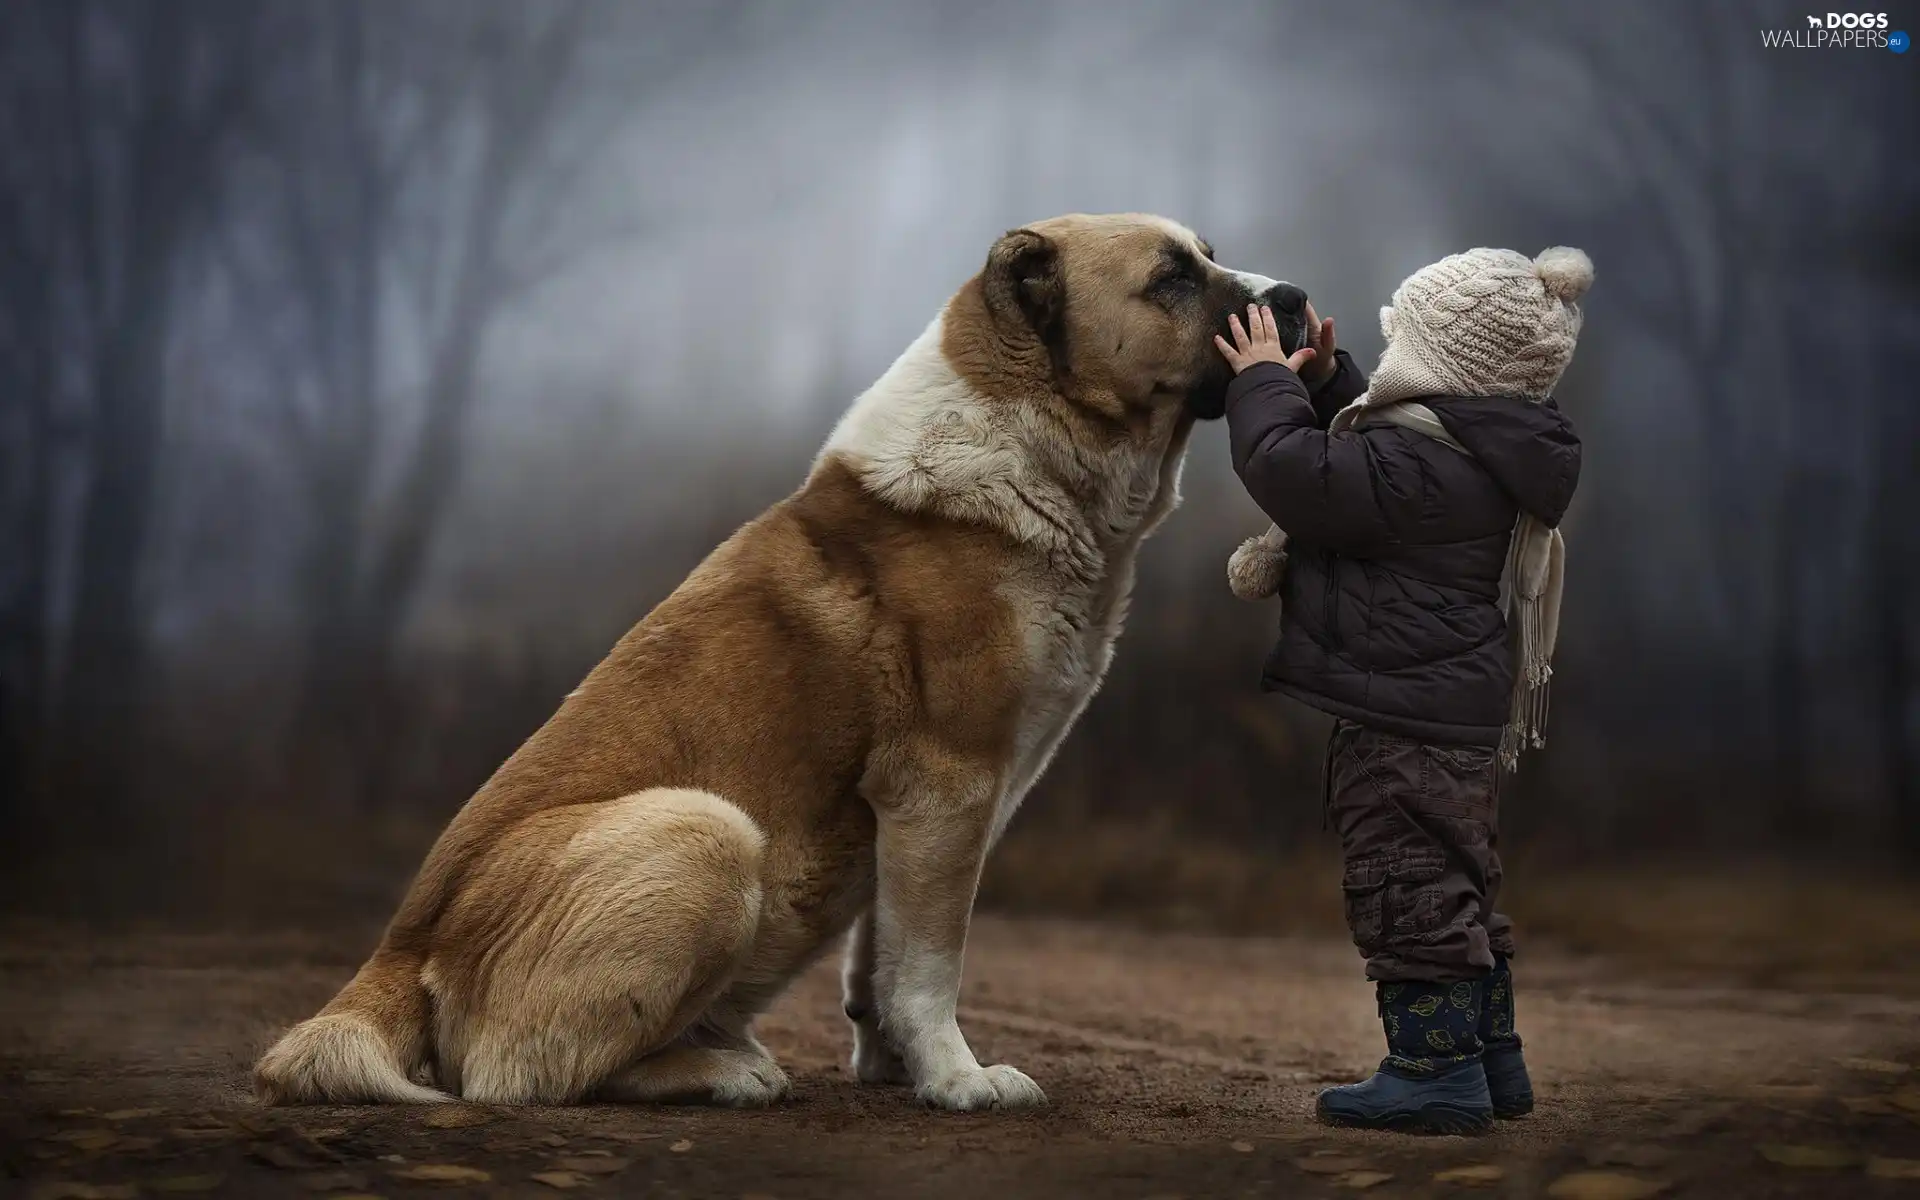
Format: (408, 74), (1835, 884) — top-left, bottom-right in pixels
(916, 1063), (1047, 1112)
(710, 1054), (791, 1108)
(851, 1025), (911, 1085)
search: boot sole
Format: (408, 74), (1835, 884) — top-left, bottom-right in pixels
(1316, 1097), (1493, 1136)
(1492, 1095), (1534, 1119)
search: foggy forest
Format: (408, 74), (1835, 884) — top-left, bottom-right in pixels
(3, 0), (1917, 925)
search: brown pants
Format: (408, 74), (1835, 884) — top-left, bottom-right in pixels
(1326, 720), (1515, 983)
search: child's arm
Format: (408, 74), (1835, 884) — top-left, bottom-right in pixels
(1307, 349), (1365, 427)
(1217, 306), (1397, 552)
(1297, 304), (1367, 428)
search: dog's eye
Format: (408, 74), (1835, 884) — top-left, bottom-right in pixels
(1147, 272), (1198, 306)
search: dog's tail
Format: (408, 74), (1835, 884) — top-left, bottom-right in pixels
(255, 946), (451, 1105)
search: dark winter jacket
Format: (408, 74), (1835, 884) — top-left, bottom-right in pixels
(1224, 351), (1581, 745)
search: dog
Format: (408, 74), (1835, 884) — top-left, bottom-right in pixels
(256, 213), (1308, 1112)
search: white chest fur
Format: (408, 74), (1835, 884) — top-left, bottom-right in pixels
(990, 583), (1122, 846)
(989, 419), (1190, 846)
(820, 310), (1192, 846)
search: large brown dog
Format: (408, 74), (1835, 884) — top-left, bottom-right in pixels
(257, 214), (1306, 1112)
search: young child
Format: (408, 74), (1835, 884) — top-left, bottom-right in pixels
(1213, 246), (1591, 1133)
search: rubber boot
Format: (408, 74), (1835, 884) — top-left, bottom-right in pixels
(1316, 979), (1493, 1135)
(1480, 954), (1533, 1117)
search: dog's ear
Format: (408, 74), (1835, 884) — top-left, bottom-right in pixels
(982, 228), (1065, 350)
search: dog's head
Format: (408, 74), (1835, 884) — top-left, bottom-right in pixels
(974, 213), (1307, 422)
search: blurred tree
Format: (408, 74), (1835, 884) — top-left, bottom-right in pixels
(0, 7), (64, 817)
(1447, 0), (1855, 841)
(1858, 147), (1920, 857)
(1867, 363), (1918, 858)
(242, 0), (745, 808)
(0, 0), (266, 823)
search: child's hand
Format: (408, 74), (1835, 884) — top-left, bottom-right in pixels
(1215, 303), (1317, 377)
(1300, 301), (1337, 385)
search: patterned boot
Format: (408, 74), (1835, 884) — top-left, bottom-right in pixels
(1316, 979), (1493, 1135)
(1480, 954), (1533, 1117)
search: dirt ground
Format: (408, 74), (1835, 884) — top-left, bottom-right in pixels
(4, 916), (1920, 1199)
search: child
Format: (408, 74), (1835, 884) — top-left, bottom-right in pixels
(1213, 247), (1591, 1133)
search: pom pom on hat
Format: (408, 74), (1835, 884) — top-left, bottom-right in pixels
(1532, 246), (1594, 304)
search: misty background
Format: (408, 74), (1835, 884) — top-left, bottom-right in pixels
(3, 0), (1916, 927)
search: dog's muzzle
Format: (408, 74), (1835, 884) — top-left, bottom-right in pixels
(1252, 282), (1310, 353)
(1186, 276), (1313, 421)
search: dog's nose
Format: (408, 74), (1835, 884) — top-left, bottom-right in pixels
(1266, 283), (1307, 315)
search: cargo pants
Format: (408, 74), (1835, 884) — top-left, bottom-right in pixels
(1326, 720), (1515, 983)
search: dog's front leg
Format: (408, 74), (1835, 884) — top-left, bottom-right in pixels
(841, 910), (909, 1084)
(868, 775), (1045, 1112)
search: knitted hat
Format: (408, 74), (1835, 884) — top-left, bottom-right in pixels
(1367, 246), (1593, 406)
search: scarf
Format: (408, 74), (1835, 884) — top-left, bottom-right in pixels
(1226, 394), (1566, 771)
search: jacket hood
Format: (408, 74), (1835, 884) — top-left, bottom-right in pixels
(1425, 395), (1581, 527)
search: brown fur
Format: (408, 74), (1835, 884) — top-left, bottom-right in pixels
(255, 213), (1285, 1110)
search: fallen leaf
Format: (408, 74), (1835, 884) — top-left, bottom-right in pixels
(669, 1139), (693, 1153)
(1336, 1171), (1395, 1190)
(250, 1127), (343, 1171)
(152, 1175), (226, 1193)
(421, 1106), (490, 1129)
(1868, 1157), (1920, 1180)
(1757, 1143), (1863, 1169)
(1652, 1103), (1735, 1138)
(113, 1137), (161, 1154)
(390, 1164), (492, 1185)
(251, 1142), (321, 1171)
(1230, 1140), (1254, 1153)
(170, 1125), (239, 1142)
(1837, 1057), (1910, 1074)
(1264, 1128), (1321, 1143)
(532, 1172), (593, 1190)
(1295, 1156), (1370, 1175)
(1433, 1164), (1506, 1185)
(31, 1185), (139, 1200)
(540, 1134), (569, 1147)
(1585, 1144), (1672, 1170)
(102, 1108), (164, 1122)
(54, 1108), (97, 1118)
(554, 1156), (631, 1175)
(301, 1170), (370, 1191)
(1840, 1096), (1895, 1116)
(1545, 1171), (1670, 1200)
(50, 1130), (119, 1152)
